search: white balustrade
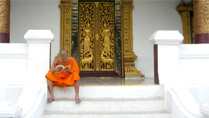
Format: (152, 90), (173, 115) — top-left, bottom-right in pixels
(0, 30), (54, 118)
(150, 30), (209, 118)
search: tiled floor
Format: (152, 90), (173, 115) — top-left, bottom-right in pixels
(80, 77), (155, 85)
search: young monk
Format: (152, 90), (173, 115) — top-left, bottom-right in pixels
(45, 50), (80, 103)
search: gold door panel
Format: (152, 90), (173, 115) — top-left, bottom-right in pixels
(79, 2), (115, 71)
(79, 2), (95, 71)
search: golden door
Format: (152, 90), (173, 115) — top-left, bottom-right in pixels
(79, 2), (115, 71)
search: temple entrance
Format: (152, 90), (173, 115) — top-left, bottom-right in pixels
(60, 0), (143, 78)
(78, 1), (118, 76)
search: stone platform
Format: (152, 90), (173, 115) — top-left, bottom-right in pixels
(79, 77), (154, 85)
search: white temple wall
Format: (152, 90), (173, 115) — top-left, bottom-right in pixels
(10, 0), (60, 64)
(133, 0), (182, 78)
(10, 0), (182, 78)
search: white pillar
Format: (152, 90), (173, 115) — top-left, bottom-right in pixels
(16, 30), (54, 118)
(149, 30), (183, 85)
(24, 30), (54, 84)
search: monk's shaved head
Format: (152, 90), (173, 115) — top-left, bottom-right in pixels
(60, 50), (68, 57)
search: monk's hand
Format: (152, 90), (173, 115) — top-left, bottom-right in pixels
(62, 68), (71, 73)
(55, 67), (62, 72)
(62, 68), (67, 73)
(50, 68), (56, 73)
(66, 70), (74, 73)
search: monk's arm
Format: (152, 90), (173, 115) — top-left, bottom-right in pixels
(49, 59), (58, 72)
(70, 58), (79, 73)
(65, 58), (79, 74)
(65, 70), (74, 73)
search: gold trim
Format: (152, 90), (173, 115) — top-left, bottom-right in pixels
(194, 0), (209, 34)
(176, 0), (194, 44)
(122, 0), (144, 77)
(121, 0), (125, 77)
(0, 0), (10, 33)
(59, 2), (72, 56)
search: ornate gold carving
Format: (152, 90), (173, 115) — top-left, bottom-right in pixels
(83, 23), (91, 53)
(101, 50), (114, 70)
(99, 2), (115, 71)
(122, 0), (144, 77)
(194, 0), (209, 34)
(176, 0), (194, 44)
(79, 2), (95, 71)
(79, 2), (115, 71)
(59, 3), (72, 55)
(95, 2), (100, 71)
(95, 2), (99, 7)
(102, 23), (111, 54)
(0, 0), (10, 33)
(80, 52), (94, 70)
(95, 33), (99, 41)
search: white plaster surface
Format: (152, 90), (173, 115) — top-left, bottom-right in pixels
(43, 114), (171, 118)
(45, 99), (165, 114)
(178, 44), (209, 86)
(189, 86), (209, 105)
(200, 103), (209, 118)
(0, 101), (22, 118)
(51, 85), (164, 100)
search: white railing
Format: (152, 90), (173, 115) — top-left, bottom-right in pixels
(165, 86), (202, 118)
(150, 30), (209, 118)
(0, 30), (54, 118)
(200, 103), (209, 118)
(189, 86), (209, 118)
(179, 44), (209, 86)
(0, 43), (28, 85)
(0, 43), (28, 118)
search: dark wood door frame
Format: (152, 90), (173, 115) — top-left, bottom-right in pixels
(154, 44), (159, 84)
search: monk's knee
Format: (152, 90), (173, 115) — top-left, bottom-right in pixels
(75, 80), (79, 85)
(75, 80), (79, 83)
(47, 79), (53, 85)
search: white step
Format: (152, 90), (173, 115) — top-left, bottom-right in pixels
(51, 85), (164, 99)
(44, 85), (170, 118)
(43, 113), (171, 118)
(44, 99), (166, 114)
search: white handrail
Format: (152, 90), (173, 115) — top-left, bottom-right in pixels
(16, 83), (47, 118)
(165, 86), (203, 118)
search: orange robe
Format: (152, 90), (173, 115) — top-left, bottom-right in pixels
(45, 57), (80, 87)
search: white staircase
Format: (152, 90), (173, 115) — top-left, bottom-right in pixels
(43, 85), (171, 118)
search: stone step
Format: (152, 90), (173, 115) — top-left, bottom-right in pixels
(44, 85), (168, 118)
(43, 113), (171, 118)
(51, 85), (164, 100)
(44, 99), (166, 114)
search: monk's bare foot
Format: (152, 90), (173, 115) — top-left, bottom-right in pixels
(75, 95), (81, 103)
(75, 98), (81, 103)
(47, 96), (54, 103)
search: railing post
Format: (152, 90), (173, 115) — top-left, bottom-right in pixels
(24, 30), (54, 84)
(15, 30), (55, 118)
(150, 30), (183, 85)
